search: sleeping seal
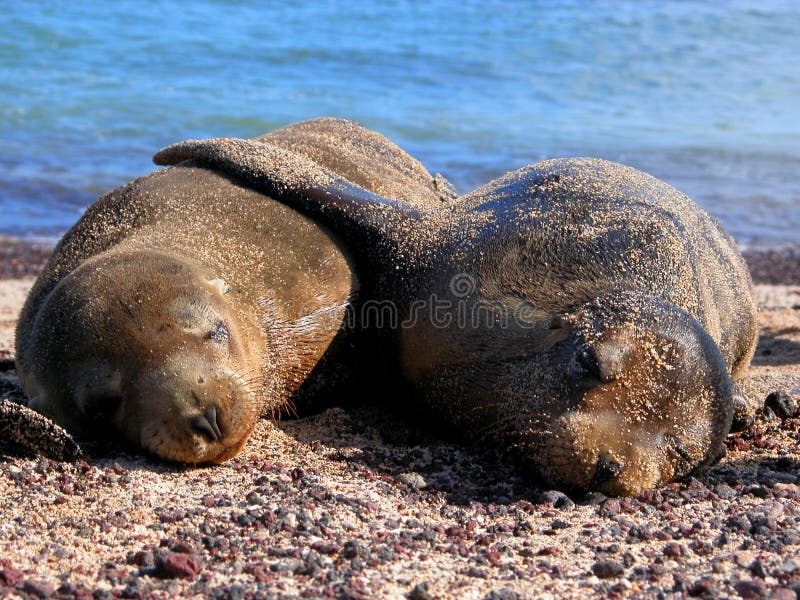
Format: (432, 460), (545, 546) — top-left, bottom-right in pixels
(155, 141), (758, 495)
(15, 118), (449, 463)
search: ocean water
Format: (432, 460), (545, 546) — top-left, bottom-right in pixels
(1, 1), (798, 246)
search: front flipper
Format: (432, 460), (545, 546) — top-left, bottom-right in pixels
(154, 137), (421, 251)
(0, 396), (82, 461)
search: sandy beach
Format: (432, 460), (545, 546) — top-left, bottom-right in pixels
(0, 238), (798, 599)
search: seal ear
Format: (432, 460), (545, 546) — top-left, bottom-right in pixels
(154, 138), (422, 249)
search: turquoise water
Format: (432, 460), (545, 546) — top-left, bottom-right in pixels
(1, 1), (798, 246)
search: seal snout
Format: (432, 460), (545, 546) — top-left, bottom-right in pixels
(190, 405), (225, 442)
(589, 453), (623, 486)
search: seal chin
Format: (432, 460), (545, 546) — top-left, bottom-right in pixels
(139, 418), (251, 464)
(538, 410), (690, 496)
(131, 353), (260, 464)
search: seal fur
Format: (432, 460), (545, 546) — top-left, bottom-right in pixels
(155, 141), (758, 495)
(16, 117), (447, 463)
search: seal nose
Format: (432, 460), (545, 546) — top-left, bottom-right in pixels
(190, 405), (224, 442)
(590, 453), (623, 486)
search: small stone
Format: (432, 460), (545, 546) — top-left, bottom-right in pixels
(733, 579), (766, 599)
(637, 489), (663, 505)
(592, 560), (624, 579)
(22, 579), (57, 598)
(692, 540), (714, 556)
(688, 579), (715, 597)
(774, 559), (800, 577)
(131, 550), (155, 568)
(310, 541), (340, 555)
(600, 498), (622, 516)
(158, 553), (200, 579)
(342, 541), (361, 559)
(158, 510), (187, 524)
(750, 560), (769, 578)
(483, 588), (522, 600)
(727, 515), (752, 532)
(764, 391), (799, 419)
(715, 484), (737, 499)
(664, 542), (684, 558)
(538, 490), (575, 510)
(627, 525), (653, 541)
(735, 551), (756, 567)
(398, 472), (427, 489)
(0, 567), (24, 586)
(171, 541), (196, 555)
(744, 484), (769, 498)
(407, 582), (433, 600)
(768, 588), (797, 600)
(465, 566), (487, 578)
(270, 559), (306, 573)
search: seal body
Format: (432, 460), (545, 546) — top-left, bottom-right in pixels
(396, 160), (758, 495)
(156, 138), (758, 495)
(16, 118), (448, 463)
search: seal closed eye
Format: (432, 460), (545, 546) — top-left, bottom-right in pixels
(156, 141), (758, 494)
(16, 117), (448, 463)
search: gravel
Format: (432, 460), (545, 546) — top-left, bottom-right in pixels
(0, 241), (798, 598)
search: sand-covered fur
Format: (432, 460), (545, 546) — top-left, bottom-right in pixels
(14, 118), (446, 463)
(157, 137), (758, 495)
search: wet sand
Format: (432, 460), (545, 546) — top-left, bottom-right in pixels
(0, 237), (798, 598)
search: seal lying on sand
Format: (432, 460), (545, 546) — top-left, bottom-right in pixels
(16, 118), (449, 463)
(155, 141), (758, 495)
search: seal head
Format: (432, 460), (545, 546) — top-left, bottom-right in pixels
(516, 293), (737, 496)
(22, 250), (260, 463)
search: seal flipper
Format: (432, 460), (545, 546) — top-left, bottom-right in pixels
(154, 137), (422, 252)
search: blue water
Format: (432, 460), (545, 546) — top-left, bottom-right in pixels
(2, 1), (798, 246)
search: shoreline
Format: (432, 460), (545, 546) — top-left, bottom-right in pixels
(2, 235), (799, 285)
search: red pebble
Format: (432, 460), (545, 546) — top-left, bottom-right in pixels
(162, 553), (200, 579)
(0, 568), (24, 587)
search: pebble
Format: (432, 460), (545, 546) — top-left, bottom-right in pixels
(157, 553), (201, 579)
(768, 588), (797, 600)
(398, 472), (427, 489)
(664, 542), (685, 558)
(538, 490), (575, 510)
(733, 579), (767, 599)
(744, 484), (769, 498)
(727, 515), (752, 532)
(342, 540), (362, 559)
(483, 588), (522, 600)
(270, 558), (306, 573)
(774, 559), (800, 577)
(688, 578), (715, 597)
(764, 391), (799, 419)
(750, 561), (769, 578)
(21, 579), (56, 598)
(408, 582), (433, 600)
(715, 484), (738, 500)
(0, 567), (24, 586)
(592, 560), (624, 579)
(310, 541), (340, 555)
(735, 551), (756, 567)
